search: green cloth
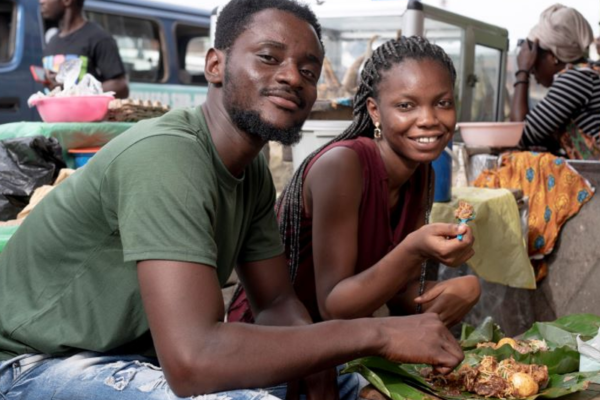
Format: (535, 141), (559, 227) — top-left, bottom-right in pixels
(0, 122), (134, 168)
(0, 106), (283, 361)
(431, 187), (536, 289)
(0, 225), (19, 252)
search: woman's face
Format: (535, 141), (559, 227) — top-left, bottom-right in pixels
(532, 51), (560, 88)
(367, 58), (455, 167)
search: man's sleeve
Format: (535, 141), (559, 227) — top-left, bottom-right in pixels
(93, 36), (127, 81)
(238, 156), (285, 264)
(102, 134), (219, 266)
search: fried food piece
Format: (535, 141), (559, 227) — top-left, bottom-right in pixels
(475, 338), (549, 354)
(455, 200), (474, 220)
(496, 337), (518, 350)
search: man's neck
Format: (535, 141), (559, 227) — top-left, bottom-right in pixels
(58, 10), (87, 37)
(201, 97), (266, 178)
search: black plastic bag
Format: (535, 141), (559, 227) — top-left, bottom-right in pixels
(0, 136), (66, 221)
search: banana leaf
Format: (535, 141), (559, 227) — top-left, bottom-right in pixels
(523, 314), (600, 348)
(342, 361), (436, 400)
(460, 316), (505, 349)
(342, 356), (600, 400)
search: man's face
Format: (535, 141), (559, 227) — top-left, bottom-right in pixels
(39, 0), (65, 21)
(222, 9), (324, 146)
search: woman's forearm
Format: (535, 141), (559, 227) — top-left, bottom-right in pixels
(321, 239), (424, 320)
(510, 71), (531, 121)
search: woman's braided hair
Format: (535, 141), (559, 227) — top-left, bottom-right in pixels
(275, 36), (456, 281)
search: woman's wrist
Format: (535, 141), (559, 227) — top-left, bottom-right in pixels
(515, 69), (530, 77)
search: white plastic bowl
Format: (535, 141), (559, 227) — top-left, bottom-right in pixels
(457, 122), (525, 148)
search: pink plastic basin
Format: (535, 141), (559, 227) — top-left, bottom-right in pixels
(458, 122), (525, 148)
(29, 95), (114, 123)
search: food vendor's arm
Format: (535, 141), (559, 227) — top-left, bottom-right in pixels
(102, 75), (129, 99)
(305, 147), (475, 320)
(510, 40), (537, 121)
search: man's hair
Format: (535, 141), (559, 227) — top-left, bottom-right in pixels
(276, 36), (456, 280)
(214, 0), (323, 51)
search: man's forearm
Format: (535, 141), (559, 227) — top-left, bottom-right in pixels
(165, 318), (380, 396)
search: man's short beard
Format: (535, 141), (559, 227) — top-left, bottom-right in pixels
(223, 61), (304, 146)
(227, 106), (304, 146)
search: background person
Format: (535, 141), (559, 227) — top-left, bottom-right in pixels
(0, 1), (464, 399)
(40, 0), (129, 98)
(230, 37), (479, 328)
(510, 4), (597, 159)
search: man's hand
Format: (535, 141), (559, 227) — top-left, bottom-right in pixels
(405, 223), (475, 267)
(378, 313), (464, 375)
(44, 69), (61, 90)
(414, 276), (481, 327)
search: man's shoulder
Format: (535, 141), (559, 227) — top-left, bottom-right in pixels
(82, 21), (114, 41)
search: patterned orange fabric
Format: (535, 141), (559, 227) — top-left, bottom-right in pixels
(474, 152), (594, 260)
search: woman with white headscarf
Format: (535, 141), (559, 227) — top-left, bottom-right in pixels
(510, 4), (599, 159)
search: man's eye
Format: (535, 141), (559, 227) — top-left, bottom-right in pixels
(301, 69), (317, 80)
(258, 54), (277, 63)
(439, 100), (454, 108)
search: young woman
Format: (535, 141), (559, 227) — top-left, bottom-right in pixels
(510, 4), (597, 159)
(229, 36), (480, 326)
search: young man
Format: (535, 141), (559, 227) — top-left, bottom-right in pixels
(40, 0), (129, 98)
(0, 0), (463, 398)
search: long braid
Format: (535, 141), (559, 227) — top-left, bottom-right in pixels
(278, 35), (456, 283)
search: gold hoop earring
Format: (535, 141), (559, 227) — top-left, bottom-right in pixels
(374, 123), (382, 140)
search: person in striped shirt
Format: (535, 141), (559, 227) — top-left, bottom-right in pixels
(510, 4), (598, 159)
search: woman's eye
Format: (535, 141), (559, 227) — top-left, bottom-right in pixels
(397, 102), (413, 110)
(439, 100), (454, 108)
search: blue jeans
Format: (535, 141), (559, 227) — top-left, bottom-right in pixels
(0, 352), (361, 399)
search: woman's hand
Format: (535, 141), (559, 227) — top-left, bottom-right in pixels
(414, 276), (481, 327)
(405, 223), (475, 267)
(517, 39), (538, 73)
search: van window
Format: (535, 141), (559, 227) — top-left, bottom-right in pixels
(471, 44), (502, 122)
(0, 0), (16, 64)
(86, 11), (164, 83)
(175, 24), (209, 85)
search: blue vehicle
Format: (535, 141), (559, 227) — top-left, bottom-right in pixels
(0, 0), (211, 124)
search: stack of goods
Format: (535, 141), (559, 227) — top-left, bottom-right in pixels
(107, 99), (170, 122)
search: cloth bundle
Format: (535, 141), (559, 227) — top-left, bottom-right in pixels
(527, 4), (593, 63)
(474, 152), (594, 271)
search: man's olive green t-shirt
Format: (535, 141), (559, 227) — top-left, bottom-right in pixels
(0, 106), (284, 360)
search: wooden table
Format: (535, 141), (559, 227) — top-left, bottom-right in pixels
(360, 384), (600, 400)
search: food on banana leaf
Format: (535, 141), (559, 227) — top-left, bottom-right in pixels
(476, 338), (549, 354)
(424, 356), (549, 398)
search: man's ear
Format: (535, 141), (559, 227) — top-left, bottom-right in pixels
(205, 48), (225, 86)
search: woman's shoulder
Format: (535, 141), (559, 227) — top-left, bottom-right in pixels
(304, 137), (372, 180)
(556, 66), (598, 85)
